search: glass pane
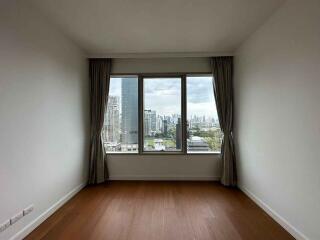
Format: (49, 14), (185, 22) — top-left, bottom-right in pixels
(187, 76), (222, 153)
(103, 76), (138, 153)
(143, 78), (182, 152)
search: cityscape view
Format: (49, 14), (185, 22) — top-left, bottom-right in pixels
(103, 76), (222, 153)
(103, 76), (139, 152)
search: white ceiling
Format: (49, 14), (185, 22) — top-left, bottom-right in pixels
(30, 0), (284, 56)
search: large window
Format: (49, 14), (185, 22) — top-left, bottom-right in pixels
(103, 76), (139, 153)
(187, 76), (222, 153)
(104, 74), (221, 154)
(143, 77), (182, 152)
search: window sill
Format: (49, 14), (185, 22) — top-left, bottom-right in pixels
(106, 152), (139, 155)
(106, 152), (221, 155)
(187, 151), (221, 155)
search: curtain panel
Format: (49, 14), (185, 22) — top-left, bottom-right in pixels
(211, 56), (237, 187)
(88, 58), (111, 184)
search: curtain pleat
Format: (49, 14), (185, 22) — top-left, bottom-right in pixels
(211, 56), (237, 187)
(88, 58), (111, 185)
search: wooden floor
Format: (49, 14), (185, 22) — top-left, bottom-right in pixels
(26, 182), (294, 240)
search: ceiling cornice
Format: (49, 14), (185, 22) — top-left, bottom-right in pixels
(88, 52), (234, 59)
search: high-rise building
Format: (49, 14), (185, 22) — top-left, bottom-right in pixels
(150, 111), (157, 132)
(176, 118), (181, 149)
(143, 109), (151, 136)
(121, 78), (138, 144)
(163, 119), (168, 136)
(104, 96), (120, 142)
(144, 109), (156, 136)
(156, 115), (163, 132)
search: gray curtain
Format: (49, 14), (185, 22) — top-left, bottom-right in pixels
(211, 56), (237, 187)
(88, 58), (111, 185)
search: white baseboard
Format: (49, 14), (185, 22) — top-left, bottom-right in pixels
(238, 184), (308, 240)
(9, 182), (86, 240)
(109, 175), (220, 181)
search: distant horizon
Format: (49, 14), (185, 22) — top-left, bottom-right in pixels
(108, 108), (218, 121)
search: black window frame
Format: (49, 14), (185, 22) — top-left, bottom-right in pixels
(106, 72), (220, 155)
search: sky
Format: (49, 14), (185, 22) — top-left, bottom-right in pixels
(186, 76), (218, 119)
(109, 76), (218, 119)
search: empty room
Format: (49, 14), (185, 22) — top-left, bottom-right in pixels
(0, 0), (319, 239)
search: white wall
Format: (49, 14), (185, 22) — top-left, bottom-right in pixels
(234, 0), (320, 239)
(111, 57), (211, 74)
(108, 155), (221, 180)
(0, 1), (89, 239)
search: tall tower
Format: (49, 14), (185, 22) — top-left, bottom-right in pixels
(144, 109), (152, 136)
(176, 118), (181, 149)
(104, 96), (119, 142)
(163, 120), (168, 136)
(121, 78), (138, 144)
(150, 111), (157, 132)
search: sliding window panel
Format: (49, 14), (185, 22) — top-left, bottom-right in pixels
(186, 75), (222, 153)
(143, 77), (182, 152)
(103, 76), (139, 153)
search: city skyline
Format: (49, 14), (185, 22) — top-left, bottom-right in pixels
(108, 76), (219, 118)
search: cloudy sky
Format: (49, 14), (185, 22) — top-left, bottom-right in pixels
(186, 76), (218, 119)
(109, 76), (218, 119)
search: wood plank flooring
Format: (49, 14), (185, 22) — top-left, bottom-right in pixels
(25, 181), (295, 240)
